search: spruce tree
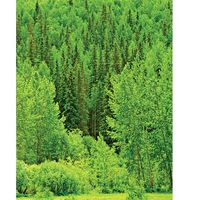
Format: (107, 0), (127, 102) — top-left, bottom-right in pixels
(28, 18), (36, 66)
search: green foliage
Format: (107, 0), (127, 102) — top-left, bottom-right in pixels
(16, 0), (172, 195)
(108, 52), (172, 191)
(32, 160), (91, 195)
(16, 134), (128, 196)
(64, 130), (89, 161)
(17, 160), (91, 196)
(127, 175), (146, 200)
(17, 60), (66, 164)
(86, 135), (128, 193)
(34, 189), (54, 200)
(16, 160), (29, 194)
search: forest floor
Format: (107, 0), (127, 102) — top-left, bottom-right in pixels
(17, 193), (172, 200)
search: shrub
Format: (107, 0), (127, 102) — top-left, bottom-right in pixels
(65, 129), (89, 161)
(110, 166), (128, 193)
(28, 164), (39, 194)
(127, 175), (146, 200)
(16, 192), (31, 198)
(82, 135), (96, 155)
(16, 160), (29, 194)
(86, 135), (128, 193)
(16, 133), (129, 196)
(32, 160), (91, 195)
(34, 189), (54, 200)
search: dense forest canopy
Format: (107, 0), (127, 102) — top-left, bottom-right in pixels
(16, 0), (172, 198)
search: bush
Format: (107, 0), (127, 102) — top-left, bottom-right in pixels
(82, 135), (96, 155)
(16, 134), (129, 196)
(27, 164), (37, 194)
(16, 160), (29, 194)
(65, 129), (89, 161)
(110, 166), (128, 193)
(16, 192), (31, 198)
(34, 189), (54, 200)
(86, 135), (128, 193)
(32, 160), (91, 195)
(127, 175), (146, 200)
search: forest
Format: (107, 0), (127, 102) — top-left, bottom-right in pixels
(16, 0), (172, 199)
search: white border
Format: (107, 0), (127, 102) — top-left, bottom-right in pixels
(173, 0), (200, 199)
(0, 0), (16, 199)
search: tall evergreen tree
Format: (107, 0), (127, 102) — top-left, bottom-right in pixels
(28, 18), (36, 66)
(111, 39), (122, 74)
(77, 63), (89, 134)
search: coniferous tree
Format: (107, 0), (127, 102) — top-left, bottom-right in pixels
(111, 39), (122, 74)
(16, 0), (172, 192)
(16, 14), (22, 45)
(34, 1), (40, 23)
(28, 18), (36, 66)
(77, 63), (89, 134)
(89, 45), (98, 138)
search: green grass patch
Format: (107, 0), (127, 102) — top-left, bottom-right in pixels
(17, 193), (172, 200)
(146, 193), (172, 200)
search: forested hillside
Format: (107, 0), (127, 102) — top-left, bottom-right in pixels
(16, 0), (172, 199)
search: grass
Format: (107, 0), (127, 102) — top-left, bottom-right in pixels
(17, 193), (172, 200)
(146, 193), (172, 200)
